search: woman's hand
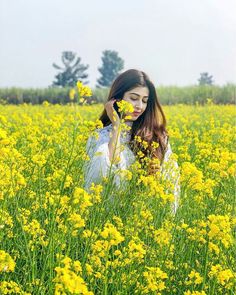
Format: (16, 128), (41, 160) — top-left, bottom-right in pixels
(104, 98), (120, 126)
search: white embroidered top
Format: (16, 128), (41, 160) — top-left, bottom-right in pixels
(83, 123), (181, 214)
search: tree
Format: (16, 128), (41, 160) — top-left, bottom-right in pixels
(96, 50), (124, 88)
(52, 51), (89, 87)
(198, 72), (214, 85)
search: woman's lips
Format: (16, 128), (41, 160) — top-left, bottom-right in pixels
(133, 112), (141, 116)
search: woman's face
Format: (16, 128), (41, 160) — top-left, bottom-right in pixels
(122, 86), (149, 121)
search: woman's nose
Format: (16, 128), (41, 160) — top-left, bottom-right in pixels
(135, 101), (143, 110)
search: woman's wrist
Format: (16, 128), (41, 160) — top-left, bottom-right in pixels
(112, 121), (121, 131)
(108, 125), (122, 163)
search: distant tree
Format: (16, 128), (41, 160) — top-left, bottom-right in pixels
(96, 50), (124, 88)
(52, 51), (89, 87)
(198, 72), (214, 85)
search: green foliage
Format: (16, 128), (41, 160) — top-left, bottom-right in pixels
(0, 87), (71, 105)
(52, 51), (89, 87)
(0, 84), (235, 105)
(96, 50), (124, 88)
(156, 84), (236, 105)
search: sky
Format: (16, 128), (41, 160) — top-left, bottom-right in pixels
(0, 0), (236, 88)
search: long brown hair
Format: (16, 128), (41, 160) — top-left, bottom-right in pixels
(99, 69), (169, 172)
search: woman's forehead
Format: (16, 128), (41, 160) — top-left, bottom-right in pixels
(126, 86), (149, 96)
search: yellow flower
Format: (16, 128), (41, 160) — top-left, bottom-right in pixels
(209, 264), (234, 287)
(153, 228), (171, 247)
(100, 222), (125, 246)
(208, 242), (220, 255)
(77, 81), (93, 97)
(119, 169), (133, 180)
(184, 291), (206, 295)
(207, 215), (233, 248)
(141, 266), (168, 293)
(32, 154), (47, 167)
(67, 213), (85, 229)
(69, 88), (76, 100)
(73, 260), (82, 273)
(82, 229), (92, 238)
(0, 281), (29, 294)
(0, 250), (15, 272)
(73, 187), (93, 213)
(54, 255), (93, 294)
(187, 270), (203, 285)
(64, 175), (73, 188)
(85, 263), (93, 275)
(151, 141), (159, 149)
(42, 100), (50, 106)
(127, 239), (146, 260)
(134, 135), (142, 143)
(181, 162), (203, 191)
(114, 250), (122, 256)
(117, 100), (134, 114)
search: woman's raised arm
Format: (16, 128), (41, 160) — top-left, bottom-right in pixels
(83, 128), (127, 191)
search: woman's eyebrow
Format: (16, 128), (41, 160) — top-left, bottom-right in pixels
(130, 92), (149, 98)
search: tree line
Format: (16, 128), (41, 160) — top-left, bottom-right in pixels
(1, 84), (235, 105)
(52, 50), (124, 88)
(51, 50), (215, 88)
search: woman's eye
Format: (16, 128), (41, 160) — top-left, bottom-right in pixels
(130, 97), (148, 103)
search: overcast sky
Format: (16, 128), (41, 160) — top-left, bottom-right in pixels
(0, 0), (236, 88)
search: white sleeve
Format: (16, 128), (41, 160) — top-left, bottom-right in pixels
(161, 142), (181, 215)
(83, 129), (127, 191)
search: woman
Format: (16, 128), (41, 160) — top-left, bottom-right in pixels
(83, 69), (180, 214)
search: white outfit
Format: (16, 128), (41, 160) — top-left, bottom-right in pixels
(83, 124), (180, 214)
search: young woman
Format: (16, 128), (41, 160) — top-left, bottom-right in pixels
(83, 69), (180, 214)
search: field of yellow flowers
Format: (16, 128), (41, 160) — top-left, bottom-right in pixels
(0, 103), (235, 294)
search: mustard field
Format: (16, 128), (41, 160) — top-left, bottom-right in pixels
(0, 103), (235, 294)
